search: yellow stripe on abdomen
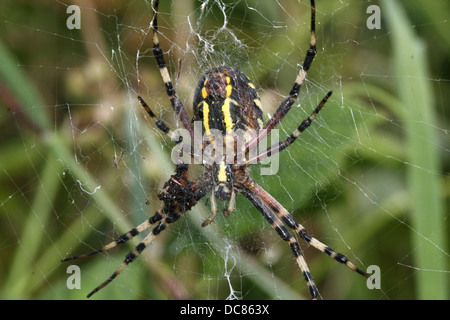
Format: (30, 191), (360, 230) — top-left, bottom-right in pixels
(202, 101), (211, 136)
(222, 98), (234, 135)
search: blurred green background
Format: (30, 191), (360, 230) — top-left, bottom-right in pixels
(0, 0), (448, 300)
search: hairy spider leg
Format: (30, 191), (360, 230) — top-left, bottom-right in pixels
(242, 186), (319, 299)
(245, 0), (317, 154)
(85, 216), (175, 298)
(246, 179), (372, 280)
(83, 165), (209, 298)
(61, 211), (164, 262)
(248, 91), (332, 164)
(151, 0), (193, 138)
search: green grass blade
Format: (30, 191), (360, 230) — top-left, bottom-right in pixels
(0, 38), (50, 131)
(3, 157), (61, 299)
(382, 0), (448, 300)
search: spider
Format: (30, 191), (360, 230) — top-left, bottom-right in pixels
(62, 0), (370, 299)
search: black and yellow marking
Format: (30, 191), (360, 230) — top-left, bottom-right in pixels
(248, 91), (332, 164)
(243, 177), (371, 292)
(193, 66), (263, 136)
(192, 66), (264, 198)
(151, 0), (193, 136)
(217, 161), (228, 182)
(86, 233), (154, 298)
(137, 96), (185, 143)
(242, 185), (319, 299)
(296, 225), (370, 277)
(245, 0), (317, 154)
(84, 214), (180, 298)
(61, 211), (164, 263)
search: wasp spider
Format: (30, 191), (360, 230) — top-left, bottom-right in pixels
(62, 0), (371, 299)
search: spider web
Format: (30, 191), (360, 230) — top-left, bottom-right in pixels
(0, 0), (449, 300)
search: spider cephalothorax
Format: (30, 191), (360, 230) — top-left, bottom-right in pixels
(62, 0), (371, 299)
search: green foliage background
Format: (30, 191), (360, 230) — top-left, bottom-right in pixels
(0, 0), (448, 300)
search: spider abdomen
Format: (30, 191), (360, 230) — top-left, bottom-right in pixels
(192, 66), (264, 136)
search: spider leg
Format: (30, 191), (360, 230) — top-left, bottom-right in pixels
(138, 95), (180, 142)
(245, 0), (317, 153)
(85, 166), (210, 298)
(86, 215), (175, 298)
(243, 179), (371, 279)
(241, 185), (319, 299)
(61, 211), (164, 262)
(248, 91), (332, 164)
(151, 0), (193, 137)
(139, 96), (201, 162)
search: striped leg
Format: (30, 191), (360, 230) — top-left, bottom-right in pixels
(61, 211), (164, 262)
(242, 186), (319, 299)
(151, 0), (193, 137)
(138, 95), (181, 142)
(245, 0), (317, 153)
(248, 91), (332, 164)
(139, 95), (196, 160)
(243, 179), (371, 279)
(85, 215), (176, 298)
